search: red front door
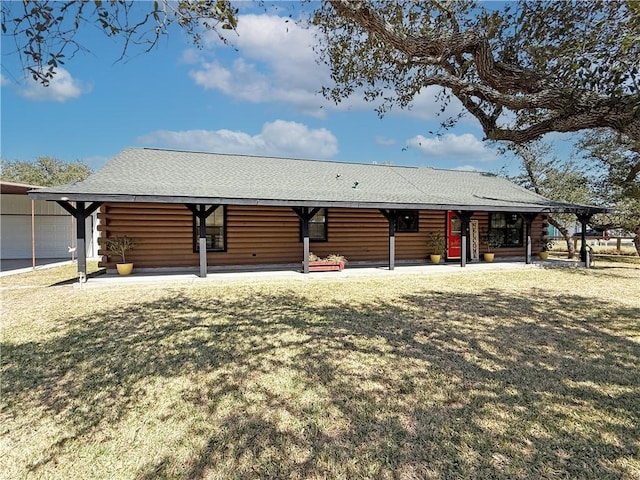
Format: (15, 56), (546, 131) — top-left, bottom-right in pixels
(447, 211), (461, 259)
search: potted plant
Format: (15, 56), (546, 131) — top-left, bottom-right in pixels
(103, 235), (136, 275)
(482, 229), (503, 262)
(538, 227), (555, 260)
(306, 253), (347, 272)
(426, 231), (445, 264)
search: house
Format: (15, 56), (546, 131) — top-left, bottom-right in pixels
(28, 148), (605, 281)
(1, 181), (98, 266)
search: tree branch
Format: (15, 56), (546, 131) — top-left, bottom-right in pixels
(329, 0), (546, 93)
(327, 0), (640, 144)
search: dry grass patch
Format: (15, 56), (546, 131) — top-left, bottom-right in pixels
(1, 262), (639, 479)
(0, 261), (103, 288)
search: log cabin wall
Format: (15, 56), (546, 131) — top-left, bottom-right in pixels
(473, 212), (547, 257)
(98, 203), (546, 269)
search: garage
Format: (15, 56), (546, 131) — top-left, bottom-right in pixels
(1, 181), (98, 261)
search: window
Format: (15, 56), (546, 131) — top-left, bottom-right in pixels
(193, 206), (226, 252)
(489, 213), (523, 247)
(301, 208), (328, 241)
(395, 210), (419, 232)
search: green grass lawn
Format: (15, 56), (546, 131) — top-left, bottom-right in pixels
(1, 262), (639, 479)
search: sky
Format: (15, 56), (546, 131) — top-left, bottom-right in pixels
(1, 2), (555, 174)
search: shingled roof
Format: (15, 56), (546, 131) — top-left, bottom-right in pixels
(29, 147), (602, 213)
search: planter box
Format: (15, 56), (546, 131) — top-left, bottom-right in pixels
(306, 261), (345, 272)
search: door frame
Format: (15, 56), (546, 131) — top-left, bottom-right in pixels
(446, 211), (461, 259)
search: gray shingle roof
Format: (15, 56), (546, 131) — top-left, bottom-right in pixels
(29, 147), (600, 213)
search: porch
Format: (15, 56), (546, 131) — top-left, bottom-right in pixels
(74, 256), (580, 288)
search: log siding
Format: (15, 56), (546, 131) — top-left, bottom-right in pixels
(98, 203), (546, 269)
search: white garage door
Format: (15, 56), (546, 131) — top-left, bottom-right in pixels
(1, 215), (72, 259)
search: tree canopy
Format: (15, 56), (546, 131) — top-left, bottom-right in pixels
(507, 142), (592, 257)
(314, 0), (640, 146)
(577, 130), (640, 252)
(4, 1), (638, 145)
(0, 157), (92, 186)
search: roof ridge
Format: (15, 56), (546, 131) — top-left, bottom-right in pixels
(128, 146), (425, 170)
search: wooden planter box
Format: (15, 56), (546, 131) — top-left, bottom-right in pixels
(306, 261), (345, 272)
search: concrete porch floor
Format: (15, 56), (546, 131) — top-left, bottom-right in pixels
(76, 257), (583, 288)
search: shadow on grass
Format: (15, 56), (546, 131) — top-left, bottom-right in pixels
(2, 287), (639, 479)
(49, 267), (107, 287)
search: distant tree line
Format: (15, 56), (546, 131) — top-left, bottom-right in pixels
(0, 157), (92, 186)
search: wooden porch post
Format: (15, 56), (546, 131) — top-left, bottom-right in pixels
(379, 209), (398, 271)
(521, 213), (538, 264)
(455, 211), (474, 268)
(186, 204), (220, 278)
(302, 212), (310, 274)
(31, 199), (36, 270)
(577, 212), (592, 268)
(198, 206), (208, 277)
(56, 201), (103, 282)
(292, 207), (321, 274)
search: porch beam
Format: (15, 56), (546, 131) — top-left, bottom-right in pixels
(33, 191), (607, 214)
(56, 200), (103, 282)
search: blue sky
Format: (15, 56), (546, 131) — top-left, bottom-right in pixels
(1, 2), (544, 174)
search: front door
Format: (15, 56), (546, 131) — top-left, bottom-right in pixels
(447, 211), (461, 259)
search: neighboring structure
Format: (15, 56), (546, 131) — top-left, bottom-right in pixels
(29, 148), (606, 281)
(1, 181), (98, 265)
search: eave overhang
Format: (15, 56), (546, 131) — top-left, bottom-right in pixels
(28, 190), (609, 215)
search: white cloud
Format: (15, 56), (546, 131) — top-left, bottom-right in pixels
(188, 14), (476, 121)
(186, 13), (483, 122)
(137, 120), (338, 159)
(18, 67), (89, 102)
(0, 74), (10, 87)
(452, 165), (485, 172)
(407, 133), (498, 162)
(375, 136), (396, 146)
(189, 14), (331, 117)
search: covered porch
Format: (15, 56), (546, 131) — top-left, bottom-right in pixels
(28, 148), (608, 282)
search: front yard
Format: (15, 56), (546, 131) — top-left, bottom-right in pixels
(1, 262), (639, 479)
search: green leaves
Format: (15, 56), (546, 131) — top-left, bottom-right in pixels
(0, 157), (93, 187)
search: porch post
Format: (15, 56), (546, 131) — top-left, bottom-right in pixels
(292, 207), (320, 274)
(299, 208), (311, 274)
(379, 209), (397, 271)
(577, 211), (592, 267)
(31, 199), (36, 270)
(57, 200), (103, 282)
(521, 213), (537, 264)
(198, 206), (208, 278)
(76, 202), (87, 280)
(455, 211), (473, 268)
(185, 204), (221, 278)
(389, 218), (395, 271)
